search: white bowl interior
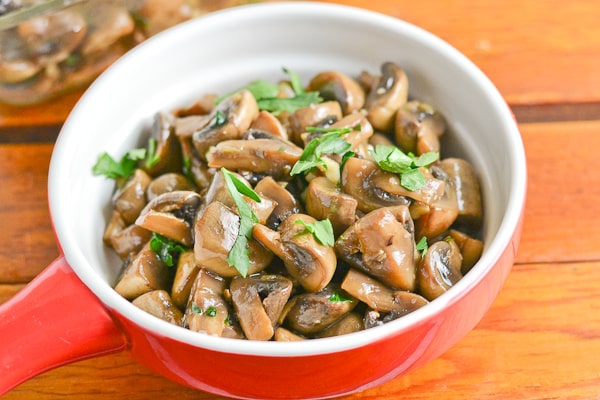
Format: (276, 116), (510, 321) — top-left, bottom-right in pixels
(49, 2), (525, 356)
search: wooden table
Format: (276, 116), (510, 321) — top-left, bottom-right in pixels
(2, 0), (599, 398)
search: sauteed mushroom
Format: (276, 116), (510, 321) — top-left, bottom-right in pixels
(136, 190), (201, 246)
(253, 214), (337, 293)
(305, 177), (357, 236)
(307, 70), (365, 114)
(395, 100), (446, 155)
(417, 238), (463, 301)
(114, 242), (169, 300)
(365, 62), (409, 132)
(281, 285), (358, 335)
(81, 4), (134, 56)
(184, 268), (230, 336)
(206, 138), (303, 178)
(193, 90), (259, 160)
(132, 290), (183, 326)
(230, 274), (293, 340)
(439, 158), (483, 228)
(194, 201), (273, 277)
(99, 64), (486, 340)
(113, 169), (152, 225)
(336, 206), (416, 291)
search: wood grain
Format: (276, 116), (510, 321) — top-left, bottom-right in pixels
(1, 0), (600, 133)
(3, 260), (599, 399)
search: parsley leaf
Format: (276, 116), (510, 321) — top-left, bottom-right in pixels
(290, 130), (353, 176)
(92, 148), (146, 179)
(149, 233), (188, 267)
(283, 67), (305, 95)
(257, 91), (322, 114)
(416, 236), (429, 258)
(215, 80), (280, 104)
(145, 138), (160, 168)
(369, 145), (439, 191)
(221, 167), (261, 277)
(205, 306), (218, 317)
(294, 218), (335, 247)
(329, 290), (353, 303)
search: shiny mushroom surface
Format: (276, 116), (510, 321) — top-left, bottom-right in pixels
(99, 64), (485, 340)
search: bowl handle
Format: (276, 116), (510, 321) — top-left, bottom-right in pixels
(0, 256), (128, 395)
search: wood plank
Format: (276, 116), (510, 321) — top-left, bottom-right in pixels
(517, 120), (600, 264)
(4, 259), (599, 399)
(1, 0), (600, 131)
(0, 144), (59, 283)
(0, 120), (598, 281)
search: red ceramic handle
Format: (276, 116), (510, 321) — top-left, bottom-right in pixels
(0, 257), (128, 395)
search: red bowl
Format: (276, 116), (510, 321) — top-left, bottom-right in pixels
(0, 3), (526, 399)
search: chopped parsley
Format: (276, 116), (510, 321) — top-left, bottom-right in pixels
(92, 148), (146, 179)
(294, 218), (335, 247)
(144, 138), (160, 169)
(205, 306), (218, 317)
(149, 233), (188, 267)
(416, 236), (429, 258)
(329, 290), (353, 303)
(290, 127), (356, 176)
(221, 167), (261, 277)
(369, 144), (439, 191)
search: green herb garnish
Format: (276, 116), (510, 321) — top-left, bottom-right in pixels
(191, 302), (202, 314)
(283, 67), (305, 95)
(145, 138), (160, 168)
(92, 148), (146, 179)
(416, 236), (429, 258)
(294, 218), (335, 247)
(149, 233), (188, 267)
(369, 145), (439, 191)
(221, 167), (261, 277)
(205, 306), (218, 317)
(257, 91), (322, 115)
(290, 129), (354, 176)
(329, 290), (353, 303)
(213, 110), (227, 127)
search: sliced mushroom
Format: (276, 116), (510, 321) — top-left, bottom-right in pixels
(184, 268), (230, 336)
(439, 158), (483, 228)
(369, 132), (395, 147)
(365, 62), (409, 132)
(250, 110), (288, 140)
(307, 71), (366, 114)
(137, 0), (192, 37)
(144, 112), (184, 176)
(395, 100), (446, 155)
(317, 312), (364, 338)
(109, 223), (153, 260)
(194, 201), (273, 277)
(336, 206), (416, 291)
(281, 285), (358, 335)
(146, 173), (196, 202)
(341, 268), (428, 314)
(287, 101), (342, 145)
(369, 165), (446, 206)
(114, 242), (169, 300)
(132, 290), (183, 326)
(417, 238), (463, 301)
(113, 169), (152, 225)
(203, 170), (276, 225)
(206, 138), (303, 178)
(229, 274), (293, 341)
(171, 251), (200, 310)
(135, 190), (201, 246)
(449, 229), (484, 274)
(340, 157), (410, 213)
(414, 166), (459, 239)
(319, 112), (374, 156)
(0, 29), (42, 83)
(305, 176), (357, 236)
(175, 114), (211, 138)
(174, 93), (217, 117)
(178, 135), (214, 191)
(81, 4), (135, 56)
(192, 90), (259, 160)
(274, 327), (306, 341)
(254, 176), (301, 230)
(252, 213), (337, 293)
(17, 8), (87, 65)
